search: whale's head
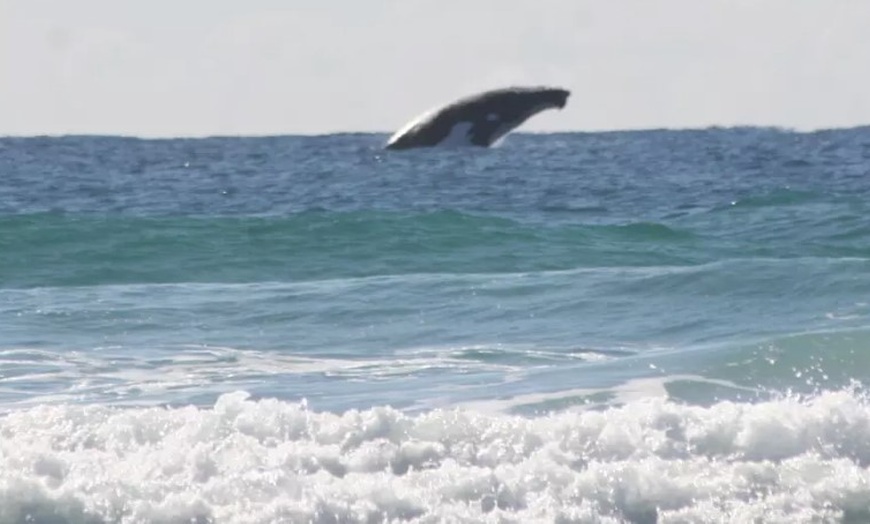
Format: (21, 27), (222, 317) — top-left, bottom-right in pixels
(492, 87), (571, 118)
(461, 86), (571, 114)
(535, 87), (571, 110)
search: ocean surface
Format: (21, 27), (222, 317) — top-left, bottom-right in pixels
(2, 128), (870, 522)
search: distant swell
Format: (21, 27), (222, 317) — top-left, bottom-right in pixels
(0, 212), (699, 288)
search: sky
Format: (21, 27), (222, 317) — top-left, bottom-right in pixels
(2, 0), (870, 137)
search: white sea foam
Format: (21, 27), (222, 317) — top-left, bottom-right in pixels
(0, 345), (533, 411)
(3, 388), (870, 523)
(0, 344), (641, 413)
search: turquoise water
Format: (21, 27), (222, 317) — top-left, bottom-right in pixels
(2, 129), (870, 522)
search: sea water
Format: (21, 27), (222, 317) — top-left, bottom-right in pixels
(1, 129), (870, 522)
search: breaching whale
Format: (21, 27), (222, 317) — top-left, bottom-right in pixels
(385, 86), (570, 150)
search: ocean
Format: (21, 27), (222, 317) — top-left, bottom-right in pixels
(1, 128), (870, 522)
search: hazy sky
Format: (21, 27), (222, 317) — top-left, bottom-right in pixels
(3, 0), (869, 137)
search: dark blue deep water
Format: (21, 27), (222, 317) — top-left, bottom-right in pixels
(2, 129), (870, 522)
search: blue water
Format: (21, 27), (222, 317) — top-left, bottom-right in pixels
(2, 129), (870, 522)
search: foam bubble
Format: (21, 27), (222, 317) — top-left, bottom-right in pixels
(3, 389), (870, 522)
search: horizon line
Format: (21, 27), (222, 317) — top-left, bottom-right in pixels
(3, 123), (870, 141)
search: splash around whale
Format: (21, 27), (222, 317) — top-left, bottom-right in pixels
(385, 86), (570, 150)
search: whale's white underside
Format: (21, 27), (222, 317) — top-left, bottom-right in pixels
(438, 122), (475, 147)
